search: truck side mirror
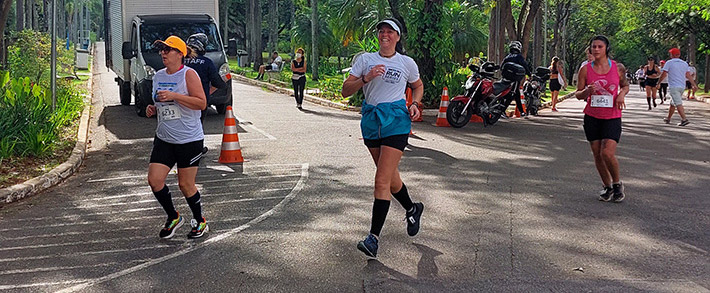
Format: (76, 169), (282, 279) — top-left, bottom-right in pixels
(122, 42), (135, 59)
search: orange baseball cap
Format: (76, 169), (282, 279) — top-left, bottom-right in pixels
(668, 48), (681, 55)
(154, 35), (187, 57)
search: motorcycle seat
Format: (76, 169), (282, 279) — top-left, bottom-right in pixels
(493, 81), (512, 95)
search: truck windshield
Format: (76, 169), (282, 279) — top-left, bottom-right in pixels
(141, 23), (221, 53)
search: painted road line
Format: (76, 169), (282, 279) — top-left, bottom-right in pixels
(63, 193), (293, 210)
(0, 259), (150, 275)
(233, 114), (277, 140)
(86, 169), (301, 184)
(0, 245), (173, 263)
(2, 216), (252, 241)
(56, 163), (309, 293)
(0, 280), (93, 290)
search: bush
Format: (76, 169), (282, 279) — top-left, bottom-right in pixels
(7, 30), (75, 86)
(0, 72), (84, 162)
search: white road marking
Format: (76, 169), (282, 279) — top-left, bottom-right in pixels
(233, 114), (277, 140)
(86, 171), (298, 183)
(0, 259), (149, 275)
(0, 280), (93, 290)
(0, 245), (173, 263)
(56, 163), (308, 293)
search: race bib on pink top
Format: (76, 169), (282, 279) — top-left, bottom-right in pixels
(583, 60), (622, 119)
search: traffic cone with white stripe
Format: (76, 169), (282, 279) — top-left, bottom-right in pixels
(218, 106), (244, 163)
(435, 87), (451, 127)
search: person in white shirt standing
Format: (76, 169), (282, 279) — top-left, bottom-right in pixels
(686, 62), (697, 100)
(658, 48), (699, 126)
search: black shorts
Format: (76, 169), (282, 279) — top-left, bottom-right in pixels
(639, 79), (645, 87)
(549, 78), (562, 92)
(364, 134), (409, 152)
(686, 81), (693, 89)
(645, 78), (658, 87)
(583, 115), (622, 143)
(150, 137), (204, 168)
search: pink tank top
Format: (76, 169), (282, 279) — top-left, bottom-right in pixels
(583, 59), (621, 119)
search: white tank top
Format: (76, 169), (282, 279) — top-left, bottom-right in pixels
(152, 66), (204, 144)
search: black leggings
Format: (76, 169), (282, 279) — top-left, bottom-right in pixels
(658, 83), (668, 100)
(292, 76), (306, 105)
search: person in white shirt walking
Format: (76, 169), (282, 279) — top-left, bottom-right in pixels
(658, 48), (699, 126)
(686, 62), (697, 100)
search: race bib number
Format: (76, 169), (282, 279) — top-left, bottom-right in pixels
(157, 102), (181, 121)
(590, 95), (613, 108)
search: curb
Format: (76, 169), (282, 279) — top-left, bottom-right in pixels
(0, 53), (94, 206)
(692, 94), (710, 104)
(231, 74), (361, 112)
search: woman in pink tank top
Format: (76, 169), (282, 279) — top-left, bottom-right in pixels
(574, 35), (630, 203)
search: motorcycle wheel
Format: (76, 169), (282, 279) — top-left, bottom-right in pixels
(446, 100), (473, 128)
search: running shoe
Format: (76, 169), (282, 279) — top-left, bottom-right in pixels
(678, 120), (690, 126)
(611, 182), (625, 203)
(598, 186), (613, 202)
(663, 118), (670, 124)
(357, 234), (379, 258)
(405, 202), (424, 236)
(159, 215), (184, 239)
(187, 218), (209, 239)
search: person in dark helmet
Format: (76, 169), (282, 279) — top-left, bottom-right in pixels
(502, 40), (532, 116)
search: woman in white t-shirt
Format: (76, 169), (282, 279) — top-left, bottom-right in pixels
(341, 18), (425, 258)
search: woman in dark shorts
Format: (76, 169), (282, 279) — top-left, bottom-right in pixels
(644, 56), (661, 110)
(575, 35), (630, 203)
(549, 56), (567, 112)
(341, 18), (425, 258)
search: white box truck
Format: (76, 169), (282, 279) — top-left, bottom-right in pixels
(103, 0), (232, 116)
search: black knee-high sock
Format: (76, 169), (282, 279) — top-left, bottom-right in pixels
(185, 191), (203, 222)
(392, 183), (414, 212)
(153, 185), (178, 219)
(370, 199), (390, 236)
(647, 97), (652, 107)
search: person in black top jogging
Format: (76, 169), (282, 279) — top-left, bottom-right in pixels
(184, 33), (227, 119)
(291, 47), (307, 109)
(502, 41), (532, 116)
(643, 56), (661, 110)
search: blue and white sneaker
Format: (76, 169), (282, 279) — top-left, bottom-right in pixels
(357, 234), (379, 258)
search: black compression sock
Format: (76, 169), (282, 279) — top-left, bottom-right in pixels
(185, 191), (203, 222)
(153, 185), (178, 219)
(392, 183), (414, 211)
(369, 199), (390, 237)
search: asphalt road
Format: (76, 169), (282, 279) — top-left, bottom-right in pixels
(0, 43), (708, 292)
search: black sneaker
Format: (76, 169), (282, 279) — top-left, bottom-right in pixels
(611, 183), (625, 203)
(187, 218), (209, 239)
(405, 202), (424, 236)
(678, 120), (690, 126)
(598, 186), (613, 202)
(159, 215), (184, 239)
(357, 234), (378, 258)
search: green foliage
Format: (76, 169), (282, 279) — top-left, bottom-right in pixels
(0, 72), (84, 160)
(7, 30), (76, 86)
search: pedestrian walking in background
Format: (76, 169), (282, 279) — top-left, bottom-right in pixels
(341, 18), (425, 258)
(635, 65), (646, 92)
(644, 56), (661, 110)
(686, 62), (697, 99)
(659, 48), (699, 126)
(145, 36), (210, 239)
(549, 56), (567, 112)
(658, 60), (668, 104)
(185, 33), (227, 120)
(291, 47), (307, 110)
(575, 35), (629, 203)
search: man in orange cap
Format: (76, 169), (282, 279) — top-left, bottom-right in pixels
(658, 47), (698, 126)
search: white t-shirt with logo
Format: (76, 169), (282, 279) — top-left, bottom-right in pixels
(662, 58), (690, 88)
(350, 52), (420, 105)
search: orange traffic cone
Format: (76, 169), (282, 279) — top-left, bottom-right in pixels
(514, 93), (527, 118)
(435, 87), (451, 127)
(218, 106), (244, 163)
(405, 88), (423, 122)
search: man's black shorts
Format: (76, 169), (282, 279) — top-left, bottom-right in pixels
(150, 137), (204, 168)
(364, 134), (409, 152)
(583, 115), (621, 143)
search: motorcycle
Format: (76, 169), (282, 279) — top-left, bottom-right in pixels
(447, 62), (527, 127)
(522, 67), (551, 116)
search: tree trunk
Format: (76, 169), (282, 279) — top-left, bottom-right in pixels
(532, 5), (543, 68)
(310, 0), (318, 80)
(519, 0), (542, 58)
(268, 0), (277, 53)
(705, 54), (709, 93)
(0, 0), (13, 67)
(16, 0), (24, 30)
(223, 0), (228, 46)
(487, 2), (499, 63)
(248, 0), (262, 70)
(687, 33), (696, 65)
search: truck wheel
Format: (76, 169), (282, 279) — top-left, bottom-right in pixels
(119, 80), (131, 106)
(134, 83), (147, 117)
